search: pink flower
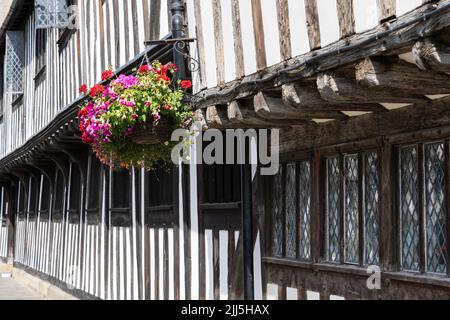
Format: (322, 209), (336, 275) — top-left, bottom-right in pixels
(145, 101), (152, 107)
(125, 128), (134, 136)
(119, 99), (136, 107)
(113, 74), (138, 89)
(153, 112), (161, 122)
(131, 114), (138, 120)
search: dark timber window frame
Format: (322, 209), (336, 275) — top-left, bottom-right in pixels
(269, 153), (313, 262)
(35, 28), (47, 84)
(323, 147), (381, 267)
(395, 140), (450, 276)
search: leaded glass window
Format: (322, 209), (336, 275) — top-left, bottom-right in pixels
(285, 163), (296, 258)
(272, 166), (283, 257)
(364, 152), (380, 265)
(327, 157), (340, 263)
(344, 155), (359, 264)
(5, 31), (24, 97)
(424, 143), (447, 274)
(400, 147), (421, 271)
(271, 161), (311, 260)
(35, 0), (69, 29)
(326, 152), (380, 266)
(299, 162), (311, 260)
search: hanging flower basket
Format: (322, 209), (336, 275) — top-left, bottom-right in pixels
(77, 61), (194, 170)
(129, 116), (174, 145)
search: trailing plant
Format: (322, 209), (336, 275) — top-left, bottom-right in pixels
(78, 61), (194, 170)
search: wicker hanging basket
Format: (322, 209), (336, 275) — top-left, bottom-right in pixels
(130, 117), (174, 145)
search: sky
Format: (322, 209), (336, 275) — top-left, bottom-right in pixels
(0, 0), (13, 28)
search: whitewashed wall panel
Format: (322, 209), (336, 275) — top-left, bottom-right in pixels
(261, 0), (281, 67)
(288, 0), (310, 57)
(354, 0), (378, 33)
(397, 0), (423, 17)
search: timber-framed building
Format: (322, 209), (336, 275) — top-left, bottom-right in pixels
(1, 0), (450, 300)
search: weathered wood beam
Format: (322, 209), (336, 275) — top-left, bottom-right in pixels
(195, 2), (450, 109)
(227, 100), (307, 127)
(279, 94), (450, 153)
(254, 92), (348, 120)
(206, 105), (233, 129)
(282, 82), (387, 112)
(412, 38), (450, 74)
(356, 56), (450, 95)
(317, 71), (428, 104)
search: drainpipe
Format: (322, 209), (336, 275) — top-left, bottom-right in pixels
(241, 146), (254, 300)
(170, 0), (187, 80)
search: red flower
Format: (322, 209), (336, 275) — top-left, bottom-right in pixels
(166, 63), (177, 72)
(158, 75), (171, 83)
(89, 84), (105, 98)
(81, 132), (94, 144)
(79, 84), (88, 94)
(180, 80), (192, 89)
(163, 105), (172, 111)
(157, 65), (169, 76)
(78, 107), (87, 119)
(138, 65), (150, 74)
(101, 69), (114, 81)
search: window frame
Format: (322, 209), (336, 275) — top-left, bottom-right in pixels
(35, 28), (47, 83)
(321, 140), (382, 268)
(395, 139), (450, 276)
(267, 150), (313, 262)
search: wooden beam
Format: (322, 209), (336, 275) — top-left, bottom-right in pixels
(412, 38), (450, 74)
(278, 95), (450, 153)
(356, 56), (450, 95)
(336, 0), (355, 38)
(377, 0), (396, 23)
(254, 92), (348, 120)
(317, 71), (429, 104)
(195, 2), (450, 109)
(304, 0), (321, 49)
(206, 105), (233, 128)
(227, 100), (306, 127)
(282, 82), (387, 112)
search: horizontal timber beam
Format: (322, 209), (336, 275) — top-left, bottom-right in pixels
(317, 71), (429, 104)
(356, 56), (450, 94)
(278, 94), (450, 153)
(282, 82), (387, 112)
(254, 92), (348, 121)
(194, 1), (450, 109)
(413, 37), (450, 73)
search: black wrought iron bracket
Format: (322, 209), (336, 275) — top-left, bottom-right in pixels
(144, 38), (200, 73)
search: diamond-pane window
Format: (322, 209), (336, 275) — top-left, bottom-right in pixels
(272, 166), (283, 257)
(5, 31), (24, 96)
(344, 155), (359, 264)
(400, 147), (420, 271)
(299, 162), (311, 260)
(271, 161), (311, 260)
(35, 0), (69, 29)
(327, 157), (340, 263)
(364, 152), (380, 265)
(424, 143), (447, 274)
(285, 163), (296, 258)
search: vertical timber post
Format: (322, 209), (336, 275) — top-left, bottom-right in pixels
(242, 143), (254, 300)
(170, 0), (187, 80)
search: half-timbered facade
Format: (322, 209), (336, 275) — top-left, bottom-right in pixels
(1, 0), (450, 300)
